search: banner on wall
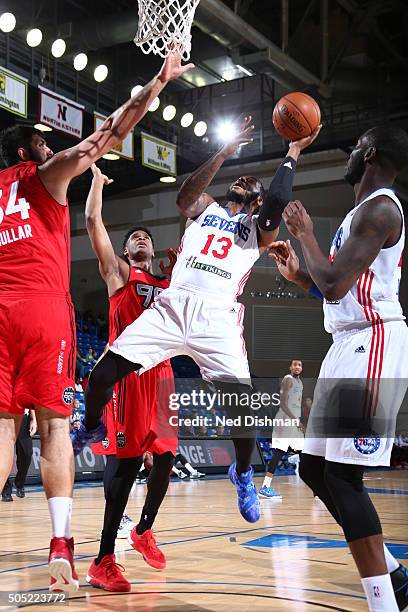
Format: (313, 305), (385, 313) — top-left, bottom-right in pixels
(94, 112), (134, 160)
(39, 86), (84, 138)
(0, 66), (27, 118)
(141, 132), (177, 176)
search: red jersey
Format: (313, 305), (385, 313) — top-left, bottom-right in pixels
(0, 161), (70, 295)
(109, 266), (170, 345)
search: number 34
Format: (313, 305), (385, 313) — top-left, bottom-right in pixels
(0, 181), (31, 225)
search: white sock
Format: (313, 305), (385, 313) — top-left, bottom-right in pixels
(48, 497), (72, 539)
(263, 476), (272, 488)
(184, 462), (196, 475)
(172, 467), (180, 476)
(361, 574), (398, 611)
(383, 544), (399, 573)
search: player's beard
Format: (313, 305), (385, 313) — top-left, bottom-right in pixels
(28, 144), (49, 164)
(225, 188), (258, 212)
(344, 149), (365, 186)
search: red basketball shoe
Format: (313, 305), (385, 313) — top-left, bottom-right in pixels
(48, 537), (79, 592)
(128, 528), (166, 570)
(86, 554), (131, 592)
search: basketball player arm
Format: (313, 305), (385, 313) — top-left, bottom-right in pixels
(85, 165), (129, 294)
(285, 198), (399, 300)
(257, 126), (322, 248)
(177, 116), (255, 218)
(38, 52), (194, 204)
(280, 378), (297, 421)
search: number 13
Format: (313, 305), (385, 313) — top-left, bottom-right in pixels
(200, 234), (232, 259)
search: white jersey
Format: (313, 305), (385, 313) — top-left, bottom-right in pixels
(170, 202), (260, 301)
(278, 374), (303, 419)
(324, 188), (405, 335)
(272, 373), (303, 451)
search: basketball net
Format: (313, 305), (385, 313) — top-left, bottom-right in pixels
(134, 0), (201, 61)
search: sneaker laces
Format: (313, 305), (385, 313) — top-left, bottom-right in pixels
(104, 558), (126, 578)
(144, 531), (159, 554)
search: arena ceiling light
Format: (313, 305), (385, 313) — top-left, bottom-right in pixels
(181, 112), (193, 128)
(236, 64), (253, 77)
(194, 121), (207, 137)
(148, 96), (160, 112)
(51, 38), (66, 58)
(94, 64), (108, 83)
(102, 153), (120, 160)
(216, 120), (237, 143)
(34, 123), (52, 132)
(163, 105), (176, 121)
(26, 28), (43, 47)
(160, 176), (176, 183)
(131, 84), (143, 97)
(73, 52), (88, 71)
(0, 12), (16, 33)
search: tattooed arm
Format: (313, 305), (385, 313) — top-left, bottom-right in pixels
(176, 116), (255, 219)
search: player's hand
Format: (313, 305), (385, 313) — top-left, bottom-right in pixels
(159, 248), (177, 277)
(298, 422), (306, 434)
(220, 116), (255, 159)
(289, 125), (322, 152)
(268, 239), (300, 282)
(91, 163), (114, 186)
(158, 47), (195, 83)
(29, 417), (37, 437)
(283, 200), (313, 239)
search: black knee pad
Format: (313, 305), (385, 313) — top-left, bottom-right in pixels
(299, 453), (326, 490)
(89, 351), (139, 389)
(153, 451), (175, 471)
(324, 461), (381, 541)
(324, 461), (364, 494)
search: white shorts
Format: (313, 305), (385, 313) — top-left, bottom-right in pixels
(271, 437), (304, 453)
(110, 288), (251, 383)
(304, 321), (408, 466)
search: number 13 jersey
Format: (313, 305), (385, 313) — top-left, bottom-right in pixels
(0, 161), (71, 295)
(170, 202), (261, 301)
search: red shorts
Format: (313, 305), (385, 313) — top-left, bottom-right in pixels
(0, 294), (76, 416)
(92, 362), (177, 458)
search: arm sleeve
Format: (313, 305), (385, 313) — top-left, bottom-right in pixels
(257, 156), (297, 231)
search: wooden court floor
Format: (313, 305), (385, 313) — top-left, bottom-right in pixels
(0, 471), (407, 611)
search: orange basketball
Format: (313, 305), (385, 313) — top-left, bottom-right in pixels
(272, 92), (321, 141)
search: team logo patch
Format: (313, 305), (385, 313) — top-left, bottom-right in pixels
(116, 432), (126, 448)
(353, 435), (381, 455)
(62, 386), (75, 405)
(102, 438), (110, 450)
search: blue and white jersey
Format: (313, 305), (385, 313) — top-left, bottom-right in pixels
(170, 202), (260, 301)
(323, 188), (405, 335)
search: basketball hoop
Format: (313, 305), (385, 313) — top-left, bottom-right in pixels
(134, 0), (201, 61)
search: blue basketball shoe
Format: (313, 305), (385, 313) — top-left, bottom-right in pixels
(228, 463), (260, 523)
(70, 421), (106, 456)
(258, 485), (282, 499)
(391, 563), (408, 611)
